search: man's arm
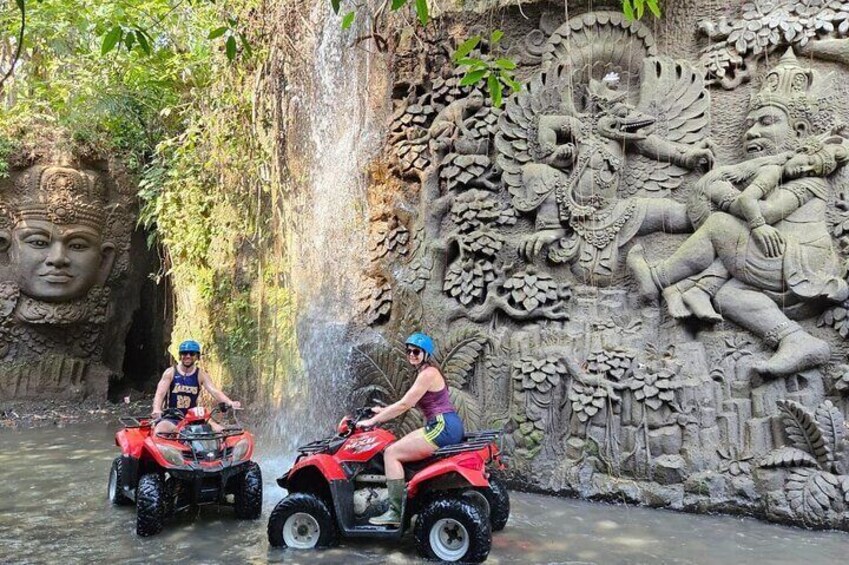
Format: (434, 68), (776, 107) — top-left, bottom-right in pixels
(151, 368), (174, 417)
(199, 371), (241, 409)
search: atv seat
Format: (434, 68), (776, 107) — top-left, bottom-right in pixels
(403, 430), (502, 480)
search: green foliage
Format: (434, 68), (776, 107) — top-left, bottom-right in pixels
(331, 0), (429, 26)
(453, 31), (520, 108)
(622, 0), (661, 21)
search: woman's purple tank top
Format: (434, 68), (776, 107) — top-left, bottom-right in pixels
(416, 380), (455, 421)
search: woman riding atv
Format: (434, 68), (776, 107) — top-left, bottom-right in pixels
(356, 332), (465, 527)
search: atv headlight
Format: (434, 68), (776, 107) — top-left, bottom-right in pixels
(158, 445), (186, 467)
(232, 438), (250, 461)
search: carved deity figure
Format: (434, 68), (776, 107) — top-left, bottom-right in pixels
(0, 165), (115, 323)
(628, 50), (848, 378)
(497, 14), (713, 285)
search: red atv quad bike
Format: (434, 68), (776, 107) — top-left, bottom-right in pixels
(108, 403), (262, 536)
(267, 406), (510, 563)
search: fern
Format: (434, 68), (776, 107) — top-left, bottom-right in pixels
(814, 400), (844, 473)
(450, 388), (482, 431)
(437, 327), (489, 388)
(776, 400), (831, 471)
(760, 446), (819, 469)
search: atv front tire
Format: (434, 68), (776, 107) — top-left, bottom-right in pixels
(414, 496), (491, 563)
(267, 492), (338, 549)
(108, 457), (133, 506)
(481, 475), (510, 531)
(136, 473), (166, 537)
(233, 461), (263, 519)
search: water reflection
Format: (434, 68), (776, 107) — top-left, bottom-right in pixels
(1, 423), (847, 564)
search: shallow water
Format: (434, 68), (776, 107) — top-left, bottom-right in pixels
(1, 422), (847, 565)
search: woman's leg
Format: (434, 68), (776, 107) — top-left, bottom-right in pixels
(383, 428), (437, 480)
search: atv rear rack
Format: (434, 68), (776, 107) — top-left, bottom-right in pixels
(432, 429), (502, 458)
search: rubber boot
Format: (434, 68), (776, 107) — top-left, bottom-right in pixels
(369, 479), (404, 527)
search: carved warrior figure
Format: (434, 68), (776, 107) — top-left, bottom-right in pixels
(496, 12), (713, 285)
(628, 49), (849, 378)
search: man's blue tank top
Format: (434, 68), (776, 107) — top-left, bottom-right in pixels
(167, 366), (200, 415)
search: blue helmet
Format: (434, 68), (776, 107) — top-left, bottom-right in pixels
(178, 340), (202, 355)
(405, 332), (435, 356)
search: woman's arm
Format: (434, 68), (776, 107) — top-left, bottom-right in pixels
(360, 370), (436, 426)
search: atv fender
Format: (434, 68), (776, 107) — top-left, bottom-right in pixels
(282, 455), (346, 488)
(407, 458), (489, 498)
(115, 428), (148, 459)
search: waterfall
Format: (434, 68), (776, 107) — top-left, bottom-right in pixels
(262, 3), (383, 456)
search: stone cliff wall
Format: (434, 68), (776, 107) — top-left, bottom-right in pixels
(352, 1), (849, 530)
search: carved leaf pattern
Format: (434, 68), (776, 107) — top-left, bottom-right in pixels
(814, 400), (844, 472)
(437, 327), (488, 389)
(776, 399), (831, 470)
(819, 302), (849, 340)
(786, 468), (841, 523)
(450, 388), (482, 432)
(760, 446), (820, 469)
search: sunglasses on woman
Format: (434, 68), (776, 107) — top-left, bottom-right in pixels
(406, 347), (423, 357)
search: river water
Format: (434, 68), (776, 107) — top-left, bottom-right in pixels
(1, 422), (846, 564)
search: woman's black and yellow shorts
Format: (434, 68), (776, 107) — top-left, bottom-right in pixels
(423, 411), (464, 448)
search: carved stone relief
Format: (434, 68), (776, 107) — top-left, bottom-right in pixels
(353, 5), (849, 531)
(0, 161), (139, 399)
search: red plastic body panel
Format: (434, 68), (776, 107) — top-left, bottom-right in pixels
(335, 428), (396, 463)
(289, 453), (347, 481)
(406, 453), (489, 497)
(114, 412), (254, 470)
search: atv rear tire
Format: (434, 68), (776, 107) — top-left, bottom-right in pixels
(414, 496), (491, 563)
(136, 473), (166, 537)
(267, 492), (338, 549)
(234, 461), (263, 519)
(482, 475), (510, 531)
(108, 457), (133, 506)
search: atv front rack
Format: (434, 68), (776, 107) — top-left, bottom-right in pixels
(296, 435), (341, 455)
(156, 428), (245, 441)
(432, 429), (502, 458)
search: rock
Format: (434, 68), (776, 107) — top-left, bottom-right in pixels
(653, 454), (687, 485)
(648, 425), (682, 456)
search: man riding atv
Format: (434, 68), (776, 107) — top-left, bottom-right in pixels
(151, 340), (241, 432)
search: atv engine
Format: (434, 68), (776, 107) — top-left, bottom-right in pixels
(352, 486), (388, 517)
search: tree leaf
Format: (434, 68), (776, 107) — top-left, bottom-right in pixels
(647, 0), (662, 18)
(208, 26), (229, 40)
(331, 0), (342, 14)
(342, 11), (355, 29)
(135, 29), (151, 55)
(488, 73), (502, 107)
(495, 58), (516, 70)
(391, 0), (407, 9)
(453, 36), (481, 61)
(226, 35), (237, 61)
(490, 30), (504, 45)
(124, 32), (136, 51)
(455, 57), (486, 69)
(415, 0), (428, 26)
(102, 26), (123, 55)
(622, 0), (635, 21)
(459, 69), (487, 86)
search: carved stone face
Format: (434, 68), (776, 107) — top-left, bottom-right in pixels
(4, 219), (115, 302)
(743, 106), (800, 157)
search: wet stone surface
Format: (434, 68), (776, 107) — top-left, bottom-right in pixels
(1, 423), (847, 564)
